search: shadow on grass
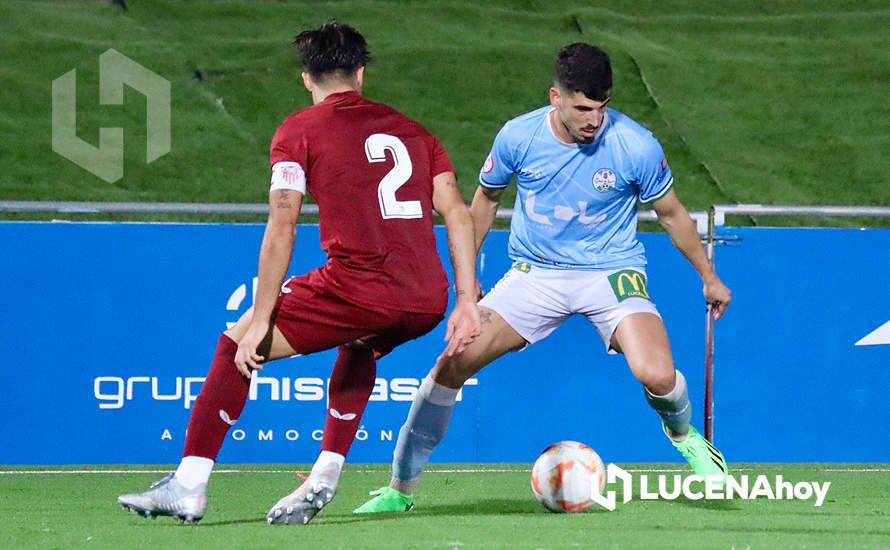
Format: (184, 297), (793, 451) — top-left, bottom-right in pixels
(199, 517), (269, 527)
(668, 495), (742, 511)
(187, 499), (543, 527)
(315, 498), (617, 524)
(403, 498), (544, 517)
(121, 500), (541, 528)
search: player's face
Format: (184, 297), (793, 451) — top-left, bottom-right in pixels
(549, 87), (610, 144)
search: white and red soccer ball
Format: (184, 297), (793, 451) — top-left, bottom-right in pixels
(530, 441), (606, 513)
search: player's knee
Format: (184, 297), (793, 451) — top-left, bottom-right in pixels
(639, 365), (676, 396)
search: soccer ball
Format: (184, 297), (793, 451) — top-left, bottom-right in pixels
(530, 441), (606, 513)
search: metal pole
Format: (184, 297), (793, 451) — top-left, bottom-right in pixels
(712, 204), (890, 219)
(703, 207), (716, 442)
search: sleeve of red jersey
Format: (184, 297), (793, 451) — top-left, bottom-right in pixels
(269, 120), (309, 194)
(429, 136), (455, 178)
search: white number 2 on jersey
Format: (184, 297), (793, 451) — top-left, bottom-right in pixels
(364, 133), (423, 219)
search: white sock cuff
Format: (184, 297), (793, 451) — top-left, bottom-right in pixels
(645, 369), (687, 401)
(419, 376), (460, 407)
(310, 451), (345, 476)
(175, 456), (214, 489)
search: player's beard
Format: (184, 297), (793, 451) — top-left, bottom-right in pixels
(553, 109), (597, 145)
(573, 126), (597, 144)
(567, 117), (598, 144)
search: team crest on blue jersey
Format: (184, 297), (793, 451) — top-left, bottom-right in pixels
(592, 168), (617, 192)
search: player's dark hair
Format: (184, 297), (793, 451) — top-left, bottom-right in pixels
(554, 43), (612, 101)
(294, 22), (370, 82)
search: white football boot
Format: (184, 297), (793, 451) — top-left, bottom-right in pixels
(118, 473), (207, 523)
(266, 461), (341, 525)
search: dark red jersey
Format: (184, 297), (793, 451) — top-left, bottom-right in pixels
(269, 91), (451, 314)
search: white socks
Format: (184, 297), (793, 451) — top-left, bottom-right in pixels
(173, 452), (344, 491)
(175, 456), (214, 489)
(419, 376), (460, 406)
(644, 369), (692, 438)
(311, 451), (345, 478)
(174, 451), (344, 491)
(392, 377), (458, 484)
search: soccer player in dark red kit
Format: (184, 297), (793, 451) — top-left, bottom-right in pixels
(118, 22), (480, 526)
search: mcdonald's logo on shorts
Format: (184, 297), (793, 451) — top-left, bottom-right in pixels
(608, 269), (651, 302)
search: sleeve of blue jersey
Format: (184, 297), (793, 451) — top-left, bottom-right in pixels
(639, 175), (674, 203)
(477, 124), (516, 188)
(636, 132), (674, 203)
(479, 174), (511, 188)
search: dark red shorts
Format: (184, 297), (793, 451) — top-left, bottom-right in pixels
(273, 273), (444, 359)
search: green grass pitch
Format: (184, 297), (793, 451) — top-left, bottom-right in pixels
(2, 464), (888, 549)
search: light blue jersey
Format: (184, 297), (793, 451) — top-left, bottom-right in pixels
(479, 106), (673, 270)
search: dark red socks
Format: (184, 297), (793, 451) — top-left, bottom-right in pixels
(183, 334), (250, 460)
(321, 345), (377, 456)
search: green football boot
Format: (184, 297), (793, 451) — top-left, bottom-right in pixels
(353, 487), (415, 514)
(665, 424), (728, 482)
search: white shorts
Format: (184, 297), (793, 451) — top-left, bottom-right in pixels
(478, 263), (661, 354)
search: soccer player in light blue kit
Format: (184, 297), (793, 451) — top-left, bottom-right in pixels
(356, 43), (732, 513)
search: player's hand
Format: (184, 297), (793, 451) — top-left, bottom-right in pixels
(703, 273), (731, 321)
(443, 298), (482, 357)
(234, 322), (268, 378)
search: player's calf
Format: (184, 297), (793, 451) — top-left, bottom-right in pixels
(390, 376), (460, 489)
(430, 350), (477, 388)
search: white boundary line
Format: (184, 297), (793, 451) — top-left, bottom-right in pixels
(1, 467), (886, 475)
(822, 468), (890, 472)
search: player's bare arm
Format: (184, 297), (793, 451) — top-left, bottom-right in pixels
(233, 188), (303, 377)
(652, 189), (731, 319)
(433, 171), (482, 356)
(469, 185), (503, 253)
(468, 185), (504, 299)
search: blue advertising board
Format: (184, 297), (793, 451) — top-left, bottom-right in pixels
(1, 222), (887, 465)
(710, 226), (890, 462)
